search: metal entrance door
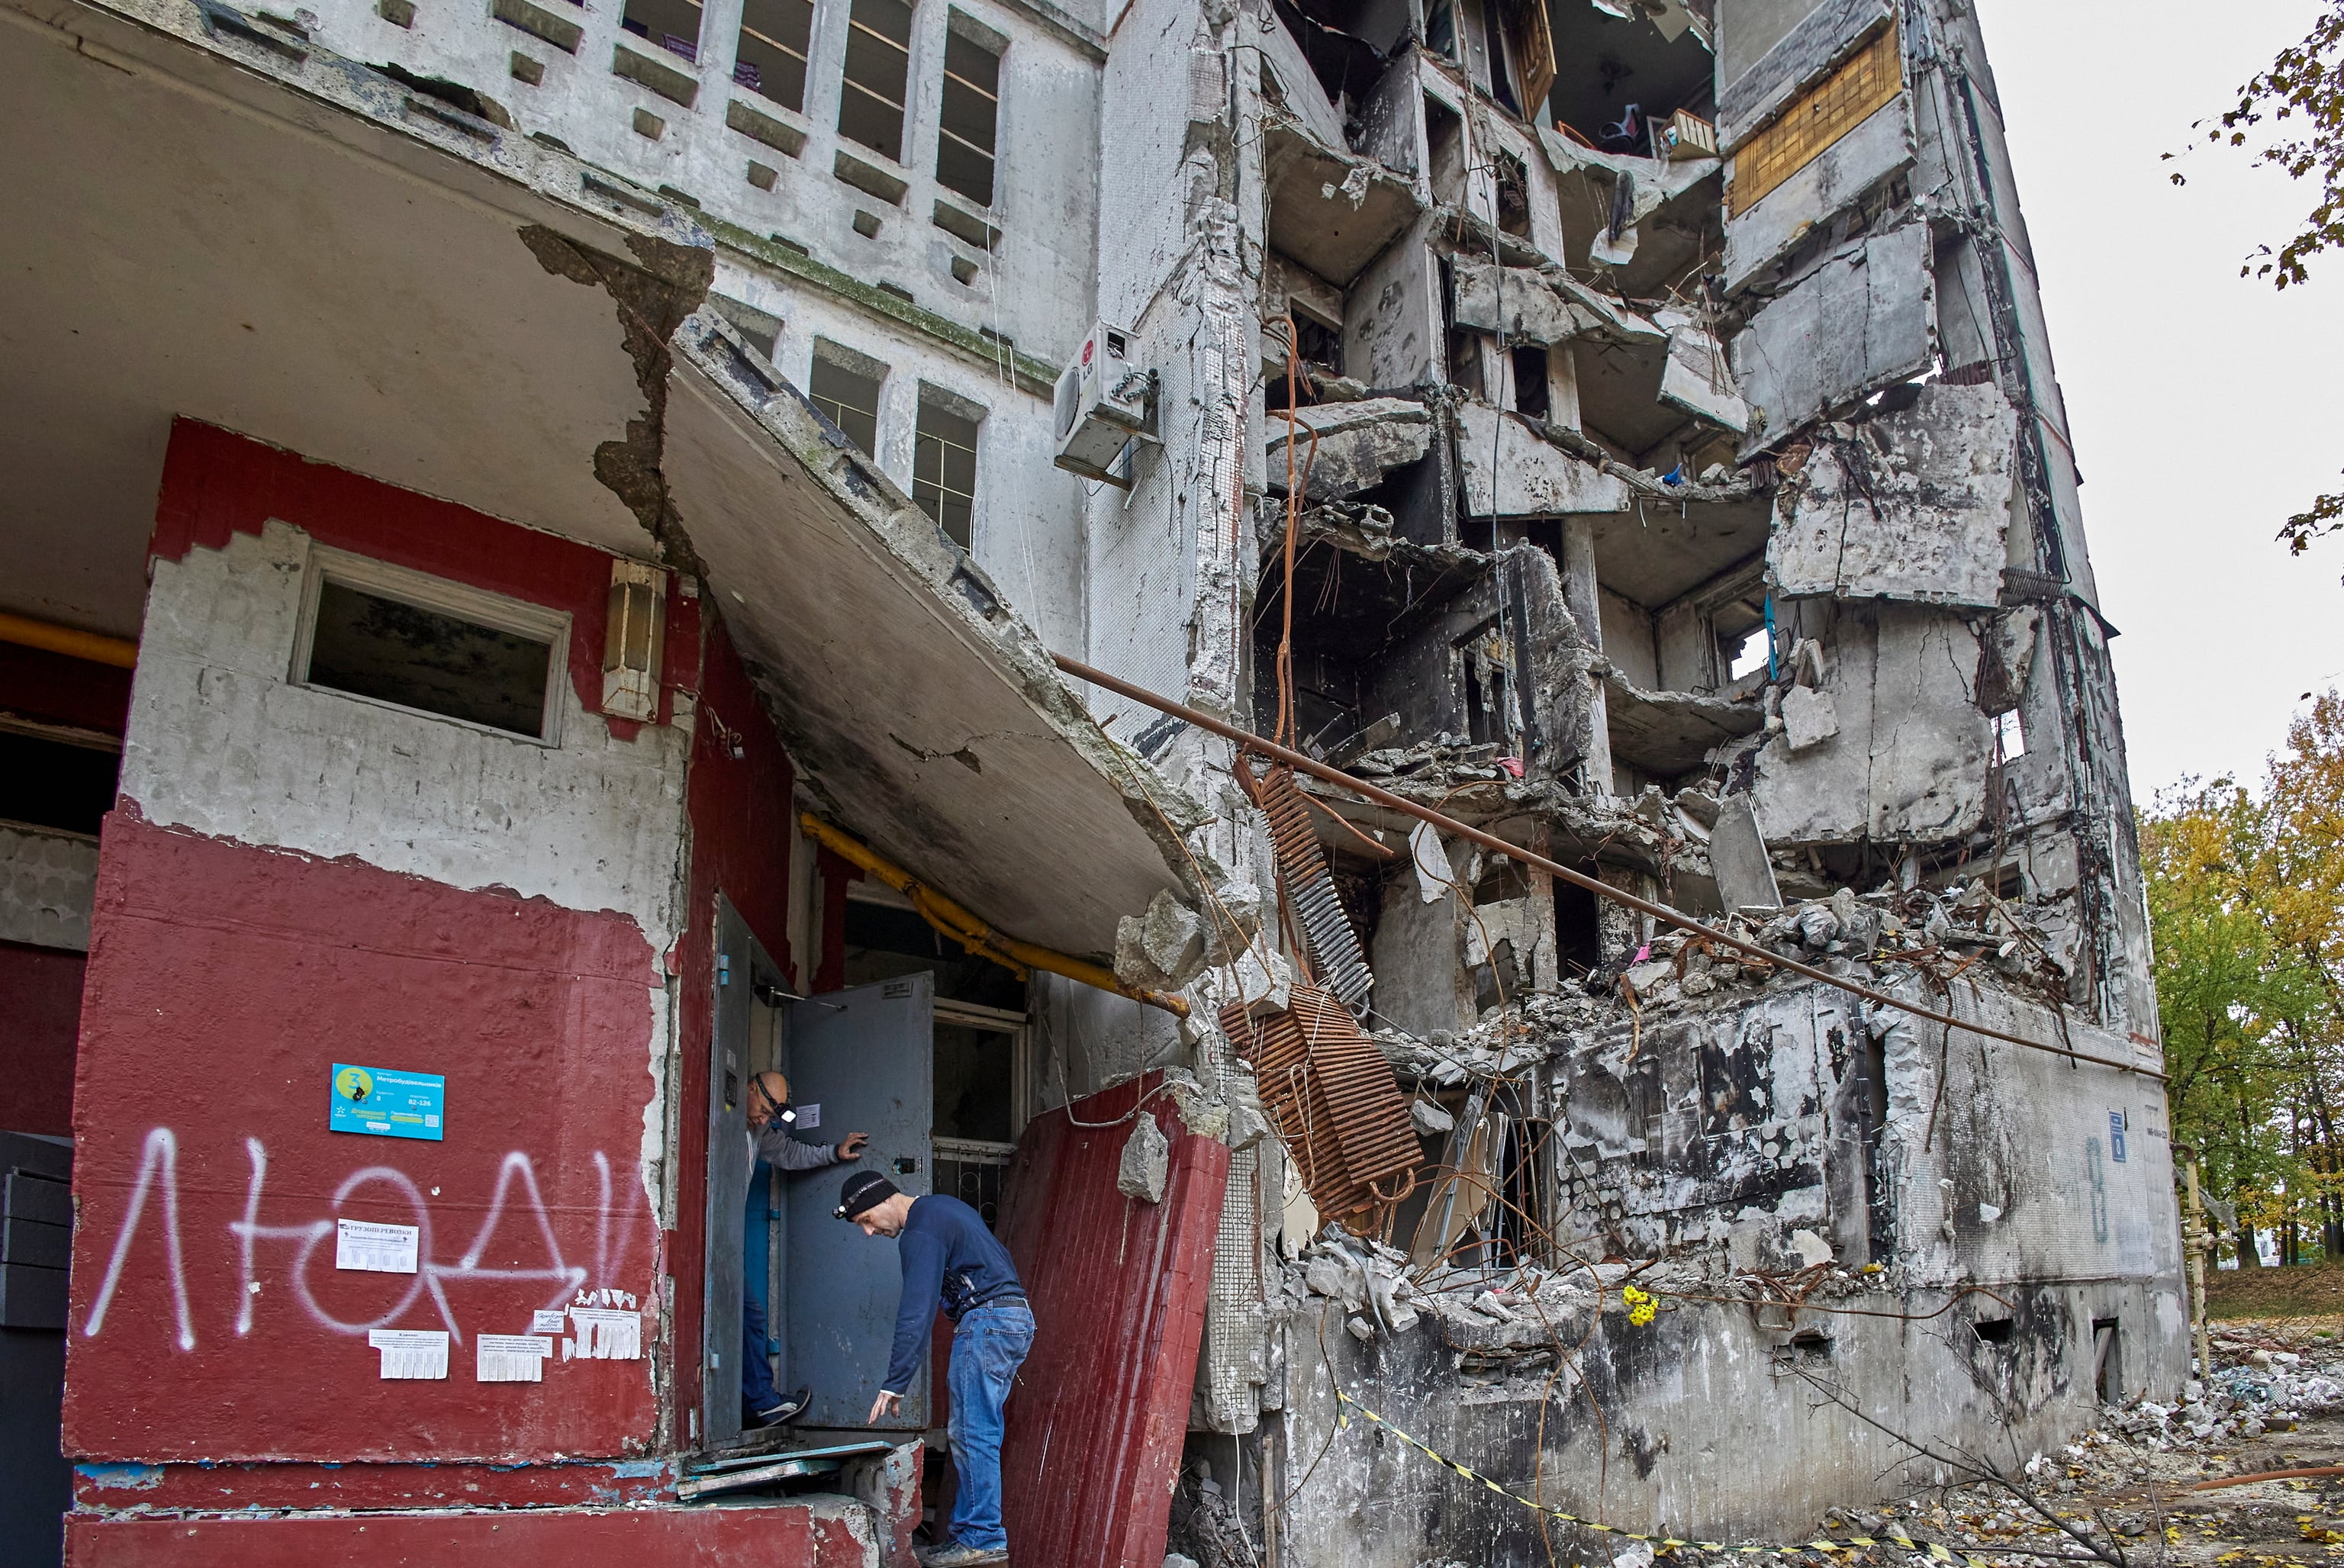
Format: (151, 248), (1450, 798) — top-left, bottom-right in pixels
(701, 898), (784, 1446)
(784, 974), (934, 1430)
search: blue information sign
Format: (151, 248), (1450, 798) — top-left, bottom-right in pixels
(330, 1064), (446, 1141)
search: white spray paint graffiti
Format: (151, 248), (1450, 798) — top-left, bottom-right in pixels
(83, 1129), (195, 1351)
(84, 1129), (649, 1350)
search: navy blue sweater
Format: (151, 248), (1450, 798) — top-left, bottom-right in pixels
(880, 1194), (1024, 1394)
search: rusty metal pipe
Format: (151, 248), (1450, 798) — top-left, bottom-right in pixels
(1053, 653), (2163, 1081)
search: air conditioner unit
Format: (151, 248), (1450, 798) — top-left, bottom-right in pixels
(1052, 323), (1157, 485)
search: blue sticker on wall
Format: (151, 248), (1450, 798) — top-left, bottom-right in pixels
(331, 1064), (446, 1141)
(2108, 1109), (2127, 1164)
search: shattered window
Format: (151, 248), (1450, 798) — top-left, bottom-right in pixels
(808, 351), (884, 456)
(839, 0), (914, 163)
(301, 577), (558, 740)
(620, 0), (703, 60)
(935, 21), (1001, 208)
(913, 395), (980, 549)
(734, 0), (813, 108)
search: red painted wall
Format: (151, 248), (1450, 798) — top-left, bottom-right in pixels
(63, 815), (664, 1462)
(995, 1074), (1229, 1568)
(148, 419), (675, 738)
(668, 606), (797, 1438)
(0, 941), (84, 1136)
(66, 1497), (877, 1568)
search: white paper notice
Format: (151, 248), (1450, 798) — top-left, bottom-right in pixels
(369, 1328), (449, 1380)
(565, 1307), (643, 1360)
(336, 1219), (420, 1274)
(796, 1102), (819, 1129)
(530, 1309), (570, 1335)
(476, 1334), (555, 1383)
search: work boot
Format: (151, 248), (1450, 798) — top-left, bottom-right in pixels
(917, 1542), (1008, 1566)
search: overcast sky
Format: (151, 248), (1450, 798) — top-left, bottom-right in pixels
(1969, 0), (2344, 805)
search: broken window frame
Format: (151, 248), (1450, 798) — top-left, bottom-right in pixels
(733, 0), (815, 108)
(838, 0), (916, 164)
(934, 16), (1002, 208)
(289, 545), (571, 745)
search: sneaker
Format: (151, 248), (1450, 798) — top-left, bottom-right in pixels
(919, 1543), (1008, 1566)
(747, 1387), (810, 1428)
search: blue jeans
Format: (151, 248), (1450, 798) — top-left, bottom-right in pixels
(742, 1291), (779, 1412)
(945, 1301), (1034, 1552)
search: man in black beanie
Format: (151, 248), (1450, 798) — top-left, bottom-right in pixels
(837, 1170), (1032, 1566)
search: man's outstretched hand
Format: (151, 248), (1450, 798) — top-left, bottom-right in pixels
(868, 1389), (903, 1424)
(836, 1132), (870, 1159)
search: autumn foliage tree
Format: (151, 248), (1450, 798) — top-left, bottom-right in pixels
(2145, 694), (2344, 1263)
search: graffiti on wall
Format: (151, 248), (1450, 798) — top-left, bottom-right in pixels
(80, 1128), (655, 1351)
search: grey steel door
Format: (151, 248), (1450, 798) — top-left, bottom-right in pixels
(700, 897), (771, 1447)
(785, 974), (934, 1430)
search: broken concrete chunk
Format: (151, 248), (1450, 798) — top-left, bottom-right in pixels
(1656, 311), (1750, 434)
(1708, 794), (1782, 912)
(1410, 1097), (1455, 1137)
(1779, 684), (1839, 751)
(1116, 1112), (1170, 1204)
(1731, 221), (1933, 452)
(1410, 820), (1453, 905)
(1456, 402), (1629, 519)
(1451, 260), (1666, 351)
(1769, 383), (2017, 608)
(1264, 398), (1433, 501)
(1114, 887), (1208, 993)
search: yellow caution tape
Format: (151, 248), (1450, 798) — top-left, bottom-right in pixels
(1331, 1389), (2010, 1565)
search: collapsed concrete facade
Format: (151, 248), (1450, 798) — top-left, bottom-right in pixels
(0, 0), (2180, 1560)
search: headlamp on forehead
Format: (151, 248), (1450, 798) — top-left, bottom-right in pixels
(752, 1077), (796, 1124)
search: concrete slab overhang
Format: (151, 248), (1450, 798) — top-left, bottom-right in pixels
(665, 314), (1203, 957)
(2, 0), (1206, 955)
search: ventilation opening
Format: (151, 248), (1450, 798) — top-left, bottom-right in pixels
(301, 575), (559, 740)
(1790, 1329), (1833, 1360)
(1972, 1318), (2015, 1345)
(838, 0), (913, 162)
(735, 0), (813, 108)
(0, 725), (121, 837)
(935, 20), (1001, 207)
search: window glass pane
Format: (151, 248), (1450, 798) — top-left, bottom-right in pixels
(735, 0), (813, 106)
(304, 581), (553, 738)
(936, 27), (999, 205)
(839, 0), (913, 160)
(809, 355), (885, 456)
(620, 0), (703, 56)
(913, 400), (979, 549)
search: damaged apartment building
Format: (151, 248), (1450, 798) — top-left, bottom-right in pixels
(0, 0), (2178, 1562)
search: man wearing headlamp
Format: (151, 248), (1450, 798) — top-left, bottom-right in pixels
(742, 1070), (868, 1427)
